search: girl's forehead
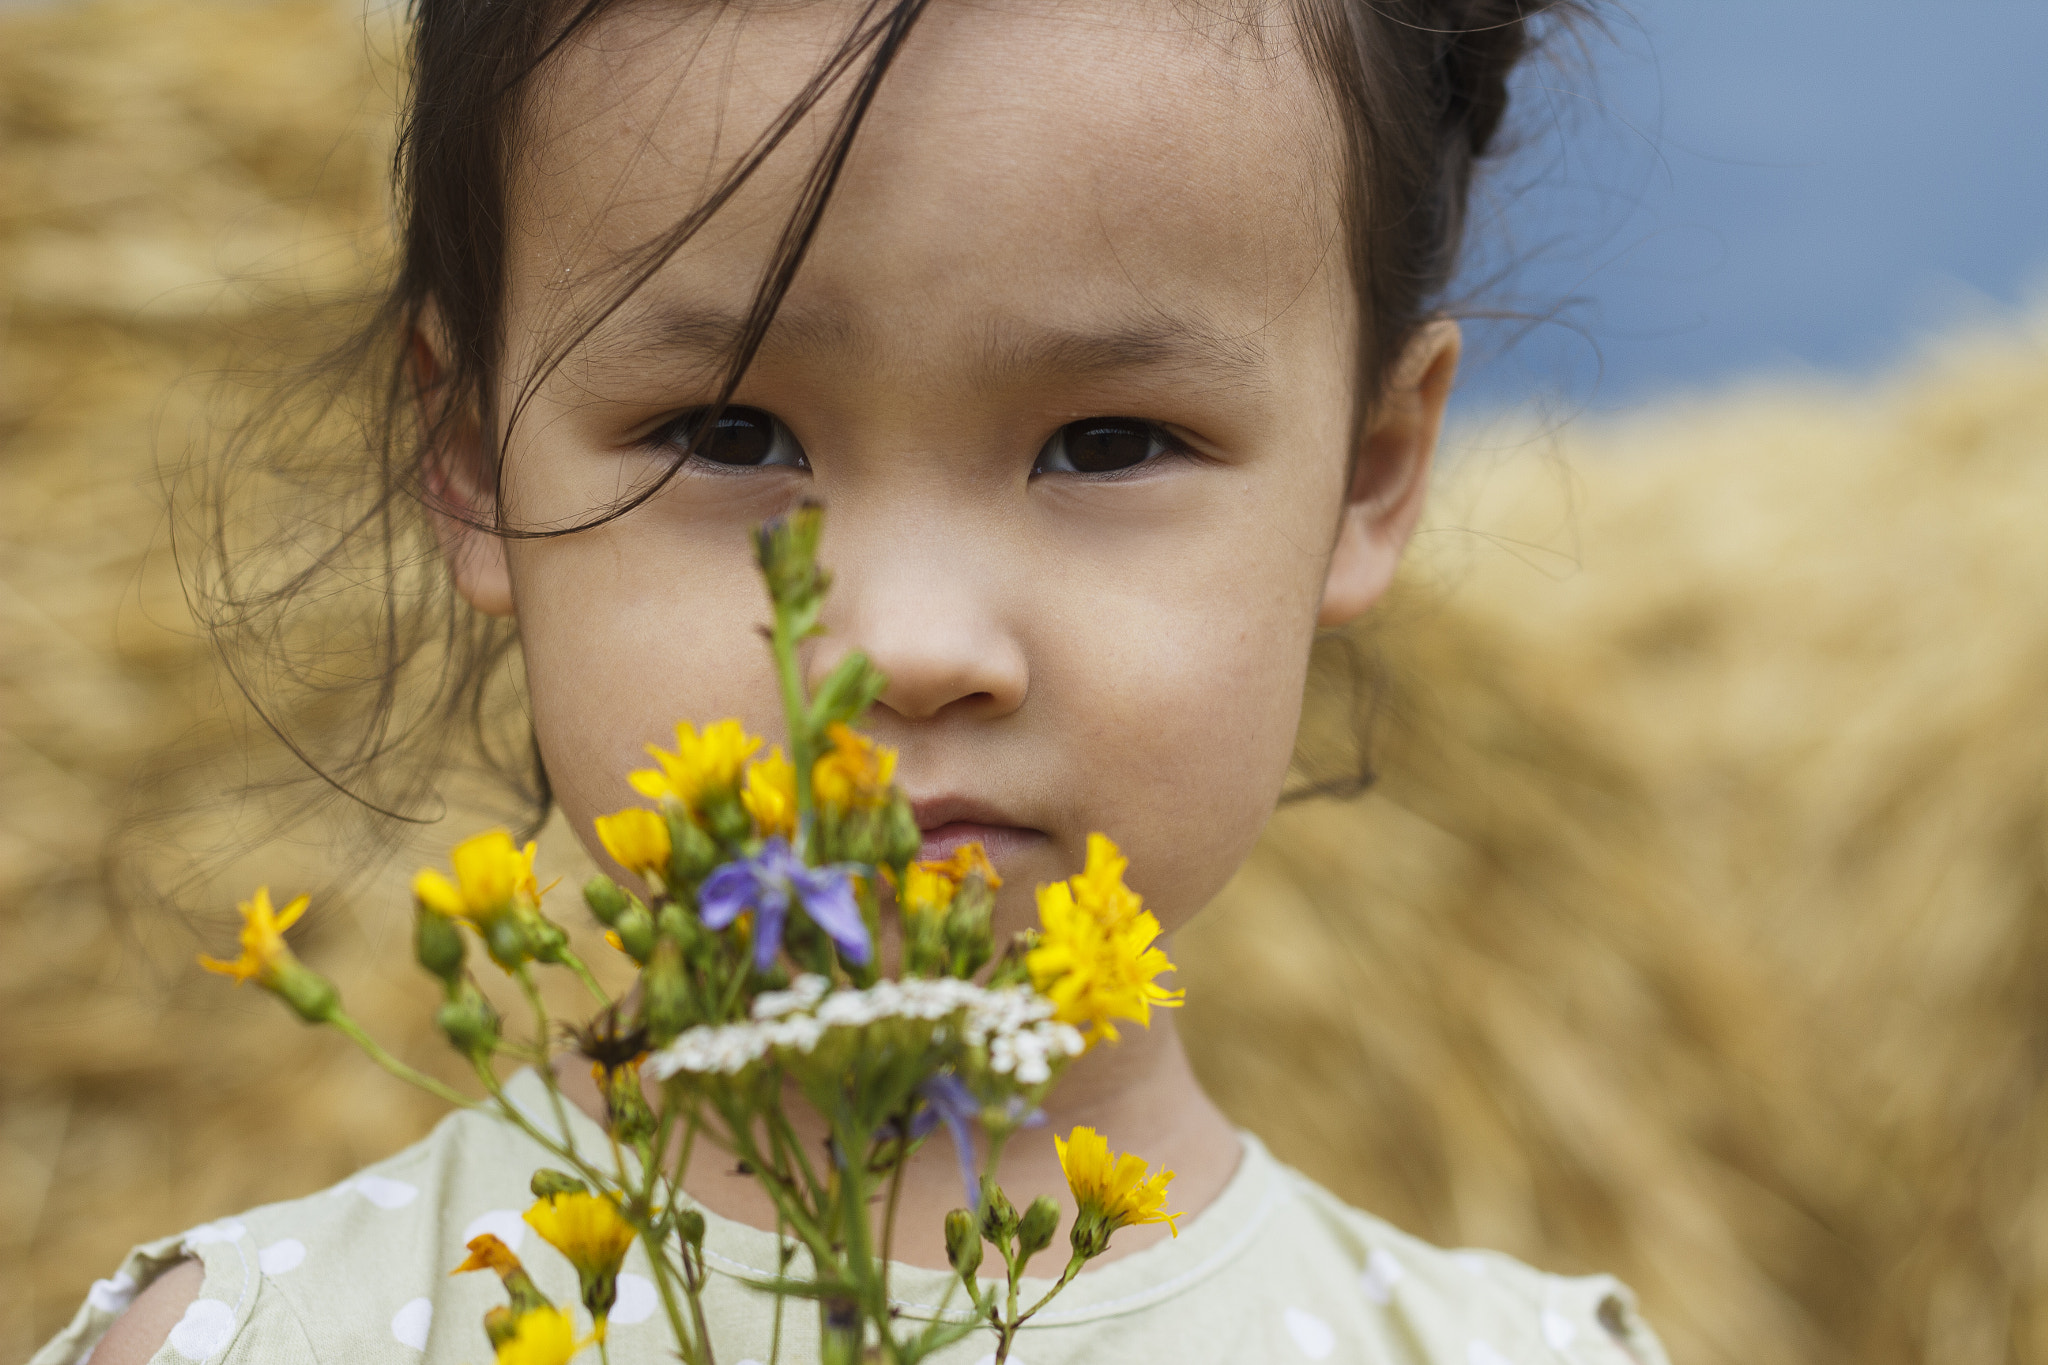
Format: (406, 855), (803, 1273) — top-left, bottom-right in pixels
(509, 0), (1351, 376)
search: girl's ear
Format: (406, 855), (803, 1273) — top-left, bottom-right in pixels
(1317, 318), (1460, 627)
(412, 313), (515, 618)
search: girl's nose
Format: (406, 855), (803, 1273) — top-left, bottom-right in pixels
(812, 548), (1028, 724)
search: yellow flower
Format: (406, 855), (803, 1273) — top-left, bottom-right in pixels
(932, 840), (1002, 889)
(811, 722), (897, 810)
(452, 1233), (553, 1319)
(894, 839), (1001, 919)
(898, 862), (955, 919)
(198, 886), (309, 987)
(525, 1191), (636, 1339)
(594, 807), (671, 882)
(741, 748), (797, 839)
(1026, 834), (1182, 1046)
(414, 830), (539, 921)
(1056, 1125), (1179, 1256)
(452, 1232), (525, 1278)
(495, 1305), (579, 1365)
(629, 719), (761, 809)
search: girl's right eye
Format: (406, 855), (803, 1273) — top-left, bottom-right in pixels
(651, 406), (809, 470)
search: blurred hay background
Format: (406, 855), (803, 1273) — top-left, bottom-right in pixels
(2, 3), (2045, 1363)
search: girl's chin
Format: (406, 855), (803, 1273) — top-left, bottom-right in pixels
(916, 821), (1045, 868)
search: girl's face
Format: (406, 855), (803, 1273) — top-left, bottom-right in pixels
(439, 1), (1455, 935)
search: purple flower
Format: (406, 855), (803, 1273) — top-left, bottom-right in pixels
(912, 1075), (1046, 1211)
(697, 839), (871, 971)
(914, 1073), (984, 1209)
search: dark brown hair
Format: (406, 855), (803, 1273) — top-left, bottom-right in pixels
(177, 0), (1586, 869)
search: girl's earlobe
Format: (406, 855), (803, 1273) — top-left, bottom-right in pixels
(412, 321), (516, 619)
(1317, 319), (1461, 628)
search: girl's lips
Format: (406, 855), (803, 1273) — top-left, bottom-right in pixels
(915, 820), (1044, 868)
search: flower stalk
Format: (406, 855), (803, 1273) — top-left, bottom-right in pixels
(198, 505), (1179, 1365)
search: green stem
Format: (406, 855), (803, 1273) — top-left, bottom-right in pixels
(555, 947), (612, 1007)
(769, 606), (814, 852)
(513, 967), (579, 1151)
(879, 1139), (908, 1317)
(683, 1244), (718, 1365)
(768, 1216), (791, 1365)
(1011, 1253), (1087, 1329)
(329, 1014), (476, 1110)
(641, 1233), (704, 1365)
(468, 1059), (609, 1191)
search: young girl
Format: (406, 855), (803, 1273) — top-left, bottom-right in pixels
(44, 1), (1668, 1362)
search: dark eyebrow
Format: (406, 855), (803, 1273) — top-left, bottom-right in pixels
(604, 298), (1271, 391)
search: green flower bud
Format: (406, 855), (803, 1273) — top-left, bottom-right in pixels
(271, 962), (341, 1025)
(525, 911), (571, 965)
(643, 938), (694, 1045)
(882, 798), (922, 867)
(604, 1066), (657, 1145)
(752, 502), (827, 612)
(944, 1208), (983, 1280)
(978, 1177), (1019, 1245)
(612, 902), (657, 963)
(413, 903), (467, 983)
(674, 1207), (707, 1250)
(482, 1305), (519, 1351)
(702, 790), (753, 848)
(436, 981), (500, 1058)
(945, 879), (995, 979)
(583, 875), (631, 927)
(482, 915), (529, 972)
(1069, 1206), (1114, 1261)
(667, 809), (721, 884)
(833, 809), (882, 865)
(530, 1169), (590, 1200)
(1017, 1195), (1060, 1261)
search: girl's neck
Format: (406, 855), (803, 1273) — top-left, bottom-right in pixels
(554, 1013), (1242, 1273)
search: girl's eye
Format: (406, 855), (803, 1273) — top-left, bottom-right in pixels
(1033, 417), (1180, 476)
(655, 406), (808, 470)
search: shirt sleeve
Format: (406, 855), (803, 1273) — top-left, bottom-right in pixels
(30, 1221), (322, 1365)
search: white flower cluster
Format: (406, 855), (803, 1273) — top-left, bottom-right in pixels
(644, 975), (1085, 1085)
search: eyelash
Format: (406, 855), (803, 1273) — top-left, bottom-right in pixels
(644, 406), (809, 472)
(640, 408), (1192, 478)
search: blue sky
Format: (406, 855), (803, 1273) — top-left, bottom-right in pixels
(1451, 2), (2048, 411)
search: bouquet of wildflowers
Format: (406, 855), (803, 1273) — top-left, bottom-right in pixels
(200, 505), (1185, 1365)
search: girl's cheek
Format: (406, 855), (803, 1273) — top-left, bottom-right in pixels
(504, 517), (790, 853)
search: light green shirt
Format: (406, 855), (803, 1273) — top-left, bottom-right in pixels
(36, 1070), (1667, 1365)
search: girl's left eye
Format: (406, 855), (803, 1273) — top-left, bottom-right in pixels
(1032, 417), (1183, 476)
(649, 405), (809, 470)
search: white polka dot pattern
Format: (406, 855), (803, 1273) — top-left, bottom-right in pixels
(1283, 1306), (1336, 1359)
(182, 1221), (245, 1247)
(390, 1298), (433, 1351)
(1542, 1307), (1577, 1350)
(86, 1271), (136, 1314)
(341, 1175), (419, 1210)
(460, 1209), (527, 1252)
(1466, 1340), (1514, 1365)
(258, 1239), (306, 1276)
(609, 1272), (658, 1326)
(167, 1299), (236, 1361)
(1359, 1247), (1405, 1304)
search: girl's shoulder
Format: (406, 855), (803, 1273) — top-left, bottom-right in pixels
(33, 1084), (562, 1365)
(1242, 1139), (1671, 1365)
